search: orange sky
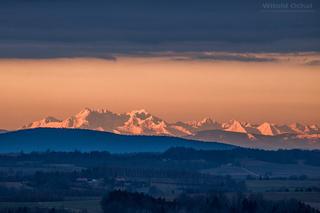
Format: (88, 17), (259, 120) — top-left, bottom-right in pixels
(1, 56), (320, 129)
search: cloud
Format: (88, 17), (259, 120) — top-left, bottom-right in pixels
(304, 60), (320, 66)
(172, 53), (277, 62)
(0, 0), (319, 58)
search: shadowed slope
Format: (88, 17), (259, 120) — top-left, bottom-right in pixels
(0, 128), (234, 153)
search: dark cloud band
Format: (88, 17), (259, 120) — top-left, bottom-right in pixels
(0, 0), (319, 58)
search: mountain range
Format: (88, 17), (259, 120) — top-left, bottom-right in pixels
(21, 108), (320, 149)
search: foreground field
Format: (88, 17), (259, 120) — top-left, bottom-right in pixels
(246, 179), (320, 192)
(0, 149), (319, 212)
(202, 160), (320, 179)
(246, 179), (320, 210)
(0, 198), (102, 213)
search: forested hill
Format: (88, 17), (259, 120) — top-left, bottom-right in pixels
(0, 128), (233, 153)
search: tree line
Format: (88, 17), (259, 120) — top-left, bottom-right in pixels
(101, 190), (320, 213)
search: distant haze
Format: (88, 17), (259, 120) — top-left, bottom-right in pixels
(1, 56), (319, 129)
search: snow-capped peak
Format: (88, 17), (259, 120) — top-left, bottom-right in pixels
(224, 120), (247, 133)
(185, 117), (221, 131)
(127, 109), (150, 118)
(130, 109), (148, 114)
(117, 109), (171, 135)
(96, 108), (112, 113)
(197, 117), (216, 126)
(77, 107), (92, 115)
(257, 122), (281, 136)
(187, 117), (213, 127)
(128, 109), (154, 121)
(22, 116), (62, 129)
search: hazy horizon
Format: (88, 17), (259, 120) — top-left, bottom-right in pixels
(1, 55), (320, 130)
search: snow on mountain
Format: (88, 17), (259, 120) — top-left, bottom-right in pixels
(223, 120), (248, 133)
(116, 109), (172, 135)
(186, 117), (221, 131)
(23, 108), (128, 132)
(22, 116), (62, 129)
(23, 108), (186, 136)
(257, 122), (281, 136)
(62, 108), (127, 131)
(22, 108), (320, 138)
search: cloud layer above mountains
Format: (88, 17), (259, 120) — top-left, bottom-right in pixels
(0, 0), (319, 59)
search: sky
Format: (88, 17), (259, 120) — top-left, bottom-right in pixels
(0, 0), (319, 129)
